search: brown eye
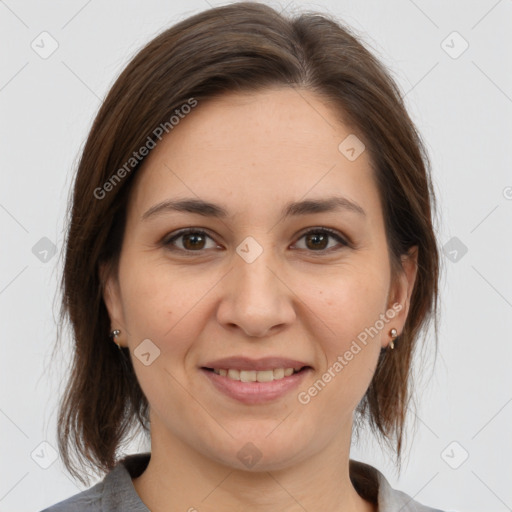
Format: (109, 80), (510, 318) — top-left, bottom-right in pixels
(164, 229), (217, 252)
(305, 232), (329, 250)
(163, 227), (348, 255)
(182, 232), (207, 250)
(294, 228), (348, 252)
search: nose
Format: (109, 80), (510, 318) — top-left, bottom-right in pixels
(216, 243), (296, 338)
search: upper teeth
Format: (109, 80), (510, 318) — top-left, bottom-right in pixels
(213, 368), (300, 382)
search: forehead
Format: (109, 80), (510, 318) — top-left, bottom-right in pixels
(153, 87), (358, 160)
(127, 87), (379, 221)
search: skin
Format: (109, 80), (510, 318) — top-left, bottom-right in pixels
(101, 87), (418, 512)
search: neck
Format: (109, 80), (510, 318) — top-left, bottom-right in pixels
(132, 420), (376, 512)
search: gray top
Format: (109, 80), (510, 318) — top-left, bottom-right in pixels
(40, 452), (446, 511)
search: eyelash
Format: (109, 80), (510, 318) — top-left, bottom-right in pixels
(162, 227), (350, 256)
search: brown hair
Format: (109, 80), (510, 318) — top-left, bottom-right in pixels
(55, 1), (439, 485)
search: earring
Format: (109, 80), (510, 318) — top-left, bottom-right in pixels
(110, 329), (122, 349)
(389, 328), (398, 350)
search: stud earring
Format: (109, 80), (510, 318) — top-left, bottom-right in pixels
(110, 329), (122, 349)
(389, 328), (398, 350)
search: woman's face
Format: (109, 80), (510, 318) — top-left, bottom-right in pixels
(103, 87), (416, 471)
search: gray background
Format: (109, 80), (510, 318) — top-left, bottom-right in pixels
(1, 0), (511, 511)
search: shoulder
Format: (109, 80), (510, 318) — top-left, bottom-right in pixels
(39, 453), (151, 512)
(39, 480), (105, 511)
(379, 484), (448, 512)
(349, 459), (450, 512)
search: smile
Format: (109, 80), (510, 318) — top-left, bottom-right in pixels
(210, 367), (303, 382)
(201, 366), (311, 404)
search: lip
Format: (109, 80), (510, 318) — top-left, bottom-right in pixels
(200, 366), (312, 405)
(201, 356), (311, 371)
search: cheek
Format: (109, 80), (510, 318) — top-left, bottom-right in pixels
(118, 259), (207, 417)
(117, 253), (198, 357)
(303, 265), (389, 407)
(318, 266), (390, 350)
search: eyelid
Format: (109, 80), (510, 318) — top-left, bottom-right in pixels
(162, 226), (351, 254)
(294, 227), (350, 250)
(162, 228), (220, 251)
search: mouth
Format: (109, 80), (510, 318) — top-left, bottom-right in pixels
(201, 366), (310, 382)
(200, 365), (312, 404)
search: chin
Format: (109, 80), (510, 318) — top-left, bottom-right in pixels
(204, 434), (313, 473)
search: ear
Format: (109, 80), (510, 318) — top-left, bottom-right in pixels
(99, 261), (126, 347)
(385, 246), (418, 347)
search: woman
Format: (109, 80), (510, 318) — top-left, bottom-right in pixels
(42, 2), (446, 511)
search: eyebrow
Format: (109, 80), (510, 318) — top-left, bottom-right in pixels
(141, 195), (366, 221)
